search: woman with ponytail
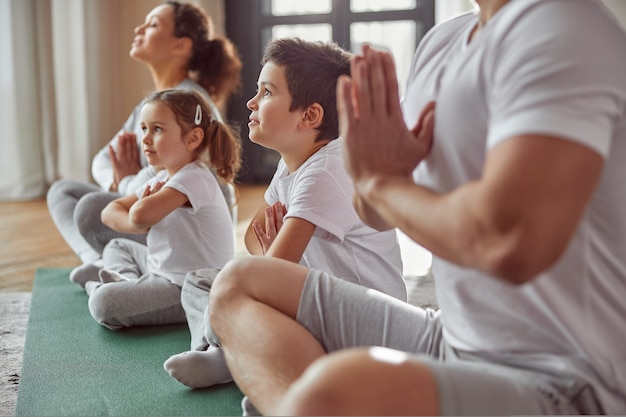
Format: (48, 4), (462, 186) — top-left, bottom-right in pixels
(47, 2), (242, 279)
(73, 89), (241, 330)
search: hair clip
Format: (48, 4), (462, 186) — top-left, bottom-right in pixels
(195, 104), (202, 125)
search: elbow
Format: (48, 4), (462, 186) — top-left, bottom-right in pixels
(485, 251), (544, 285)
(464, 229), (564, 286)
(128, 203), (152, 230)
(486, 242), (567, 286)
(100, 205), (114, 228)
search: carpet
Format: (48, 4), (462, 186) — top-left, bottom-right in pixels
(0, 292), (30, 417)
(15, 268), (243, 416)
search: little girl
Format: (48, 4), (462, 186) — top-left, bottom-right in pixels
(73, 89), (241, 330)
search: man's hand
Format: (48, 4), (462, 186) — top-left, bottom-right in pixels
(337, 46), (435, 189)
(109, 132), (141, 191)
(252, 202), (287, 254)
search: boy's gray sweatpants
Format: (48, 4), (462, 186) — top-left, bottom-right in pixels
(180, 268), (221, 350)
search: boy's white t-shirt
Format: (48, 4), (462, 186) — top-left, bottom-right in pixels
(136, 161), (234, 286)
(402, 0), (626, 412)
(265, 138), (406, 301)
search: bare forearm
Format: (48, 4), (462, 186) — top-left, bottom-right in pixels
(101, 203), (147, 234)
(357, 175), (544, 284)
(245, 226), (263, 255)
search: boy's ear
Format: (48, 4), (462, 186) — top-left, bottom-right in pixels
(185, 127), (205, 151)
(300, 103), (324, 130)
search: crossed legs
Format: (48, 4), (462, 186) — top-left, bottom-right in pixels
(208, 256), (441, 416)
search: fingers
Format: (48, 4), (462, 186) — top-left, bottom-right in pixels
(381, 52), (401, 118)
(264, 206), (277, 240)
(151, 181), (166, 194)
(411, 102), (436, 155)
(364, 46), (386, 119)
(108, 144), (118, 165)
(118, 132), (139, 163)
(337, 75), (355, 139)
(141, 185), (151, 199)
(252, 220), (269, 254)
(272, 202), (286, 233)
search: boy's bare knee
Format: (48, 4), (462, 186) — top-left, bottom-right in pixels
(209, 257), (260, 333)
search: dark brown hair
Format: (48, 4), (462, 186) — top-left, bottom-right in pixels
(262, 38), (352, 142)
(145, 89), (242, 184)
(166, 1), (242, 107)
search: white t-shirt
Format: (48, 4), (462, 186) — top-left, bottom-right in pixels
(403, 0), (626, 412)
(265, 138), (406, 301)
(137, 161), (234, 286)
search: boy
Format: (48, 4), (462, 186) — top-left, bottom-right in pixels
(164, 37), (406, 390)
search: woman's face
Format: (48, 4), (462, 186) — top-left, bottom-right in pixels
(129, 4), (179, 64)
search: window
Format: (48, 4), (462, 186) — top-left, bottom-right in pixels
(226, 0), (434, 184)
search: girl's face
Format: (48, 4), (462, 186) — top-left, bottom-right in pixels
(140, 101), (194, 174)
(246, 62), (303, 154)
(130, 4), (179, 64)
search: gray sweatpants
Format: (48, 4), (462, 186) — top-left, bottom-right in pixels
(298, 269), (604, 416)
(46, 179), (146, 263)
(180, 268), (221, 350)
(87, 238), (186, 330)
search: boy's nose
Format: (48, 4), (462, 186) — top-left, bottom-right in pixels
(246, 97), (256, 110)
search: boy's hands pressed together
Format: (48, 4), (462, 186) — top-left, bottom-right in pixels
(252, 201), (287, 254)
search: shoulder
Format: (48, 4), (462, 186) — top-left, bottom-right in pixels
(418, 12), (477, 53)
(299, 139), (347, 178)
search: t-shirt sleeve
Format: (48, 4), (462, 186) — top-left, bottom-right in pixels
(285, 168), (358, 243)
(487, 7), (626, 158)
(164, 166), (217, 213)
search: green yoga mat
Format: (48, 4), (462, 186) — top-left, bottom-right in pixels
(16, 268), (243, 416)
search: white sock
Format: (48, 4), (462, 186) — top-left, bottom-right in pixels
(163, 346), (232, 389)
(242, 396), (261, 416)
(98, 269), (130, 283)
(70, 259), (103, 287)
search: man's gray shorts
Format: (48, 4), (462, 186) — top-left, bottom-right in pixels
(296, 269), (603, 415)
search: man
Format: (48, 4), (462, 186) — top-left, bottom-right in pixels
(210, 0), (626, 414)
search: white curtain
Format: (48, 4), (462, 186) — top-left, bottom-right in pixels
(0, 0), (225, 201)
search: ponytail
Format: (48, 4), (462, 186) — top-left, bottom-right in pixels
(202, 121), (242, 185)
(166, 1), (242, 107)
(189, 37), (243, 107)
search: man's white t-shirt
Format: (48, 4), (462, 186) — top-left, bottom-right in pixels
(403, 0), (626, 412)
(265, 138), (406, 301)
